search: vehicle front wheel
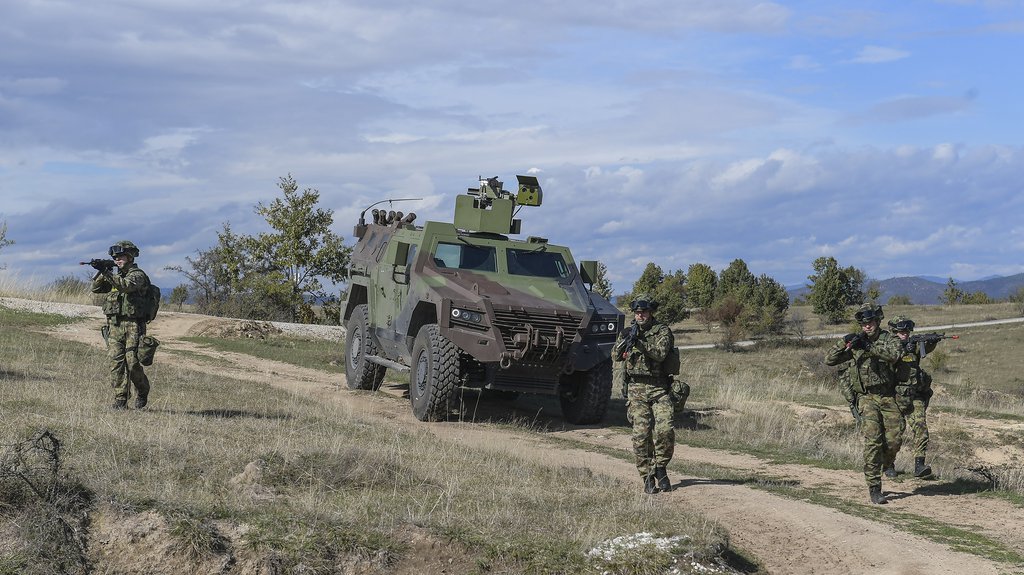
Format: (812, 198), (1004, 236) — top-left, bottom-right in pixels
(410, 324), (459, 421)
(559, 359), (612, 425)
(344, 304), (386, 390)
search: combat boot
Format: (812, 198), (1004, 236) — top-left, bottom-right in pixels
(883, 464), (897, 479)
(913, 457), (933, 478)
(654, 466), (673, 492)
(135, 395), (148, 409)
(112, 399), (128, 410)
(869, 485), (887, 504)
(643, 473), (657, 494)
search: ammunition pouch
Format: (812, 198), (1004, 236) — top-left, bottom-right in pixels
(138, 336), (160, 367)
(669, 378), (690, 411)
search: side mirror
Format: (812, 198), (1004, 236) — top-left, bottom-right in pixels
(579, 260), (598, 286)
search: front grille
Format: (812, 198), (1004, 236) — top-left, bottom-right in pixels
(492, 308), (583, 363)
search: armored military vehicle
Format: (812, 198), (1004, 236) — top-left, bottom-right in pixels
(342, 175), (623, 423)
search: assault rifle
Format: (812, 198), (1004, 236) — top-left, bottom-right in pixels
(616, 321), (640, 359)
(80, 258), (116, 272)
(906, 332), (959, 359)
(843, 332), (870, 351)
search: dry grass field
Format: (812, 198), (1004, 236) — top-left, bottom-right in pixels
(2, 284), (1024, 574)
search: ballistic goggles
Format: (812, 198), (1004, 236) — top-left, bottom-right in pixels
(630, 299), (655, 312)
(854, 309), (880, 324)
(890, 319), (915, 332)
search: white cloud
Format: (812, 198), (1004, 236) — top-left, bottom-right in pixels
(850, 45), (911, 64)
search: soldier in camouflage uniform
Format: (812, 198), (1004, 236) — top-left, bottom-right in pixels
(91, 240), (152, 410)
(825, 303), (903, 504)
(888, 315), (935, 478)
(614, 294), (676, 494)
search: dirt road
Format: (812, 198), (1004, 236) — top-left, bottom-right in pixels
(36, 305), (1024, 575)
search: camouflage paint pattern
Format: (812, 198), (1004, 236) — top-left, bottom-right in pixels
(345, 213), (622, 395)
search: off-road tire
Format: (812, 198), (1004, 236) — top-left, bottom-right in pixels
(345, 304), (386, 390)
(410, 324), (460, 421)
(559, 359), (612, 424)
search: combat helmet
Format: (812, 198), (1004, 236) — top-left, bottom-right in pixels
(629, 293), (659, 312)
(853, 302), (883, 324)
(109, 240), (140, 258)
(888, 315), (915, 332)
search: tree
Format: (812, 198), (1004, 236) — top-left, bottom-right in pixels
(1010, 287), (1024, 316)
(592, 262), (614, 300)
(632, 262), (664, 298)
(653, 269), (688, 325)
(962, 291), (991, 304)
(686, 263), (717, 310)
(807, 256), (864, 324)
(244, 175), (350, 322)
(747, 274), (790, 335)
(0, 219), (13, 269)
(170, 284), (189, 311)
(865, 280), (882, 302)
(941, 277), (964, 306)
(167, 222), (254, 318)
(626, 262), (688, 324)
(715, 259), (756, 304)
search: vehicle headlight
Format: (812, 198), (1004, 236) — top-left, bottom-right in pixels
(452, 308), (483, 323)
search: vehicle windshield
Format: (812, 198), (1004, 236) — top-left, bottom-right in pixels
(507, 248), (570, 278)
(433, 241), (497, 272)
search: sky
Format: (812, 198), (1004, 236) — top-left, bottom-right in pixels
(2, 0), (1023, 296)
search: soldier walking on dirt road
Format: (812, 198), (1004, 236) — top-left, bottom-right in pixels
(825, 303), (904, 504)
(615, 294), (676, 494)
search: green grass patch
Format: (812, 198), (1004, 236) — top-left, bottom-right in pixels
(181, 334), (345, 373)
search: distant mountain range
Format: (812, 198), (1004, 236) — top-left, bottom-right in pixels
(786, 273), (1024, 305)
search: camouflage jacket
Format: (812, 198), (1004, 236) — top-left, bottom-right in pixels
(91, 263), (151, 320)
(613, 319), (674, 380)
(825, 329), (902, 395)
(894, 338), (937, 395)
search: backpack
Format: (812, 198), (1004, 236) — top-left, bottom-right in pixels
(663, 345), (680, 377)
(141, 282), (161, 322)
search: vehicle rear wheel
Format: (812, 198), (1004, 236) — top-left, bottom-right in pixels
(559, 359), (612, 424)
(344, 304), (386, 390)
(410, 324), (459, 421)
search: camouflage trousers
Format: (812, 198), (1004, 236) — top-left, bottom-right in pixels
(896, 395), (929, 458)
(857, 393), (904, 487)
(626, 379), (675, 476)
(106, 319), (150, 402)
